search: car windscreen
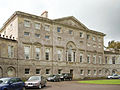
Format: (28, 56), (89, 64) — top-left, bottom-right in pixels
(28, 76), (40, 81)
(49, 75), (55, 77)
(0, 78), (10, 84)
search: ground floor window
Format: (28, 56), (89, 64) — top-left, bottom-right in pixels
(46, 69), (50, 75)
(70, 69), (73, 75)
(99, 70), (102, 75)
(80, 70), (84, 75)
(93, 70), (97, 75)
(25, 68), (30, 74)
(88, 70), (91, 75)
(58, 69), (62, 74)
(36, 69), (40, 74)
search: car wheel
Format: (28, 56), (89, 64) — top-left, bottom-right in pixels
(44, 83), (46, 87)
(39, 84), (42, 89)
(4, 89), (8, 90)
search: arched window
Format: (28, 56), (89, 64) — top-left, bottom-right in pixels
(0, 67), (3, 77)
(66, 41), (76, 62)
(112, 69), (117, 74)
(68, 46), (72, 62)
(7, 67), (16, 77)
(57, 50), (62, 61)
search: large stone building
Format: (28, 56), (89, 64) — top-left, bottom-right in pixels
(0, 11), (120, 79)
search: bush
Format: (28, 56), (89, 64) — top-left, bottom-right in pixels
(21, 77), (28, 82)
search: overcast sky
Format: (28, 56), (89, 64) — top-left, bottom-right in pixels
(0, 0), (120, 46)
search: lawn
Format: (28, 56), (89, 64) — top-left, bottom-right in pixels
(78, 79), (120, 84)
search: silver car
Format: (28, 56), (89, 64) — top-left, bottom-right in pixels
(107, 74), (120, 79)
(25, 76), (46, 89)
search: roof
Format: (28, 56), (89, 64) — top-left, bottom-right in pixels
(0, 11), (105, 36)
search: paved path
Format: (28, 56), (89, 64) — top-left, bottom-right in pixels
(26, 81), (120, 90)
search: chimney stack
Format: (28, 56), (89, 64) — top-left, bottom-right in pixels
(41, 11), (48, 18)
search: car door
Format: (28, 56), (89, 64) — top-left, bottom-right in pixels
(114, 75), (119, 79)
(9, 78), (17, 90)
(41, 76), (44, 86)
(16, 78), (24, 90)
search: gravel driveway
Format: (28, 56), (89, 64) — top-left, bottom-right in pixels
(26, 81), (120, 90)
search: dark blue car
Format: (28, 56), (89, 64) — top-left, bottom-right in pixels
(0, 77), (25, 90)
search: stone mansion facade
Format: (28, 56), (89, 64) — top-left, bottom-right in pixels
(0, 11), (120, 79)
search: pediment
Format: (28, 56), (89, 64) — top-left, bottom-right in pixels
(54, 16), (88, 30)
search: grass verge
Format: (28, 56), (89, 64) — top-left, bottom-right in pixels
(78, 79), (120, 84)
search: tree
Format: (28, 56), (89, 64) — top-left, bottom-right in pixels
(107, 40), (120, 49)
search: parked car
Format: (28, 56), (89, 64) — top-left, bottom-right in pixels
(59, 74), (65, 81)
(62, 73), (73, 81)
(107, 74), (120, 79)
(47, 75), (61, 82)
(25, 76), (46, 89)
(0, 77), (25, 90)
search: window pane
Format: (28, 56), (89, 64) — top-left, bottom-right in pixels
(36, 69), (40, 74)
(25, 69), (30, 74)
(35, 34), (40, 38)
(87, 34), (90, 39)
(35, 48), (40, 60)
(80, 32), (83, 38)
(57, 27), (61, 32)
(24, 20), (30, 27)
(46, 69), (50, 74)
(45, 35), (50, 39)
(24, 46), (30, 59)
(94, 70), (96, 75)
(80, 70), (84, 75)
(24, 32), (30, 36)
(8, 45), (14, 58)
(58, 50), (62, 60)
(44, 25), (50, 31)
(35, 23), (40, 29)
(87, 55), (90, 63)
(58, 69), (62, 74)
(45, 49), (49, 60)
(80, 54), (83, 62)
(69, 30), (73, 34)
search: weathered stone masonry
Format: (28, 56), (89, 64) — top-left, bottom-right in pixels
(0, 11), (120, 79)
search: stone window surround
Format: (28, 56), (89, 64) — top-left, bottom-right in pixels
(24, 45), (31, 60)
(35, 47), (41, 60)
(36, 69), (41, 74)
(25, 68), (30, 75)
(24, 19), (31, 28)
(46, 69), (50, 75)
(34, 22), (41, 30)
